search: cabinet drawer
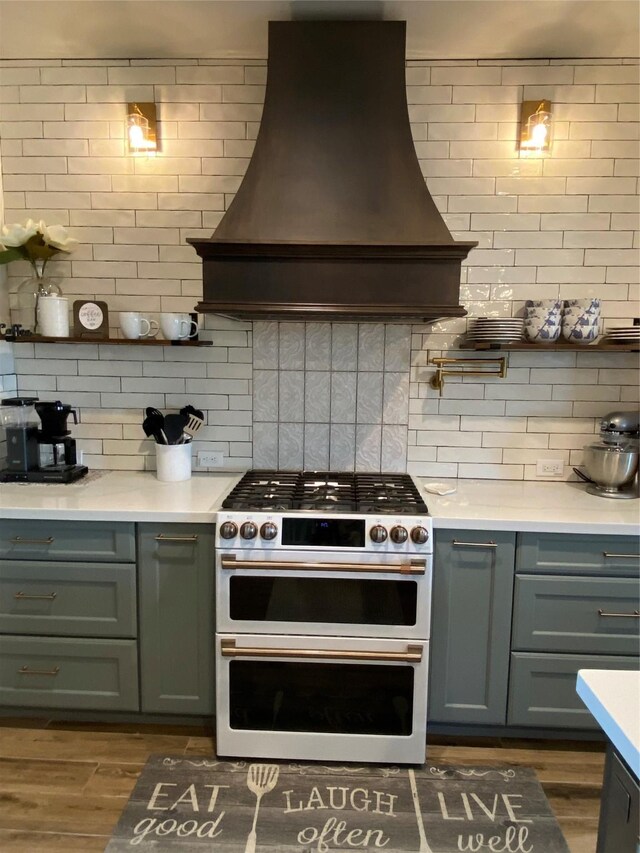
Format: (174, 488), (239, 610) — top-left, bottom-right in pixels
(0, 520), (135, 563)
(517, 533), (640, 577)
(0, 635), (139, 711)
(513, 575), (639, 655)
(0, 561), (136, 638)
(508, 652), (639, 730)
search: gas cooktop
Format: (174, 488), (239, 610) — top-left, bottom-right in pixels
(222, 470), (428, 514)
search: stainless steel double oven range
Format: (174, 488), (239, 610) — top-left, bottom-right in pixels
(215, 471), (432, 764)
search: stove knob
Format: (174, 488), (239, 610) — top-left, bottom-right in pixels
(260, 522), (278, 541)
(370, 524), (388, 544)
(240, 521), (258, 540)
(390, 525), (408, 544)
(219, 521), (238, 540)
(411, 525), (430, 545)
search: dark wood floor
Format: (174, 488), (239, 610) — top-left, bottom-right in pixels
(0, 718), (604, 852)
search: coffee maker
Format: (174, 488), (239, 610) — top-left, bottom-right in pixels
(0, 397), (88, 483)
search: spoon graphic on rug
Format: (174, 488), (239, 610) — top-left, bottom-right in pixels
(245, 763), (279, 853)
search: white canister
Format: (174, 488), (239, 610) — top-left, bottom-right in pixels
(37, 296), (69, 337)
(155, 443), (192, 482)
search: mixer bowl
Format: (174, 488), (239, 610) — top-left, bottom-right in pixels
(583, 443), (639, 492)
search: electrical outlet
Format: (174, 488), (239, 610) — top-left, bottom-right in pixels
(196, 451), (224, 468)
(536, 459), (564, 477)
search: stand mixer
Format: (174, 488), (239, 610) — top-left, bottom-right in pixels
(582, 410), (639, 499)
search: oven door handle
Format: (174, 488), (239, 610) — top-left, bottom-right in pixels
(220, 555), (426, 575)
(220, 639), (423, 663)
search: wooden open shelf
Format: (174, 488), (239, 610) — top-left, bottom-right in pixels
(459, 340), (639, 352)
(7, 335), (212, 347)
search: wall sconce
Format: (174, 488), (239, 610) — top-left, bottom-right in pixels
(126, 103), (157, 155)
(519, 100), (552, 154)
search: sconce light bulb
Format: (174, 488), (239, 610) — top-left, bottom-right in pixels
(531, 121), (548, 147)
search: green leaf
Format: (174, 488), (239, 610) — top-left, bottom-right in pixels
(0, 248), (22, 265)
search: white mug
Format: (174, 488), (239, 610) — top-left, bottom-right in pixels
(119, 312), (159, 340)
(160, 312), (199, 340)
(37, 296), (69, 337)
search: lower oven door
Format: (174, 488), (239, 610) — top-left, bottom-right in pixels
(216, 550), (431, 640)
(216, 633), (429, 764)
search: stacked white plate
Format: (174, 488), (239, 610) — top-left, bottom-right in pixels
(465, 317), (525, 344)
(602, 326), (640, 344)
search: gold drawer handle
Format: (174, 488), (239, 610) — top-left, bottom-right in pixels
(14, 591), (57, 601)
(18, 665), (60, 676)
(452, 540), (497, 549)
(603, 553), (640, 559)
(154, 534), (199, 542)
(9, 537), (55, 545)
(598, 609), (640, 618)
(221, 639), (423, 663)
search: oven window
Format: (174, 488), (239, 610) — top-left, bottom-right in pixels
(229, 660), (414, 735)
(229, 577), (417, 626)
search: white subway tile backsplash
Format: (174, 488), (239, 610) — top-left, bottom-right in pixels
(2, 56), (636, 477)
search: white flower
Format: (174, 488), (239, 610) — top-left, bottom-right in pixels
(0, 219), (38, 247)
(38, 221), (78, 253)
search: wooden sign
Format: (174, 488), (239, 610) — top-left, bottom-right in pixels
(73, 300), (109, 339)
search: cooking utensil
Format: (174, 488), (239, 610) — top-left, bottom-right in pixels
(245, 764), (279, 853)
(163, 412), (189, 445)
(142, 412), (167, 445)
(180, 405), (204, 439)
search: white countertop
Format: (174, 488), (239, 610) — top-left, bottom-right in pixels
(577, 669), (640, 778)
(0, 471), (239, 523)
(0, 471), (638, 534)
(418, 478), (640, 536)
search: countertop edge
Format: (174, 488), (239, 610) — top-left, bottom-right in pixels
(576, 671), (640, 779)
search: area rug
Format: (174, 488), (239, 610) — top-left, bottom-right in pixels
(105, 756), (570, 852)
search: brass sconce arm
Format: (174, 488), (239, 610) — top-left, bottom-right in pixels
(429, 356), (507, 396)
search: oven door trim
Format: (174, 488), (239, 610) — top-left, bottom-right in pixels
(215, 633), (429, 765)
(216, 550), (432, 640)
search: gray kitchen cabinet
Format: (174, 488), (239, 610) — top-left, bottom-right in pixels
(0, 635), (138, 710)
(138, 524), (215, 715)
(512, 574), (640, 656)
(508, 652), (638, 729)
(429, 529), (516, 725)
(0, 519), (135, 563)
(517, 532), (640, 577)
(510, 532), (640, 731)
(597, 748), (640, 853)
(0, 518), (139, 712)
(0, 560), (137, 638)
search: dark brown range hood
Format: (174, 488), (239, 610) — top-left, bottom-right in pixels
(188, 21), (476, 322)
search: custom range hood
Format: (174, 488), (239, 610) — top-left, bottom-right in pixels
(188, 21), (476, 322)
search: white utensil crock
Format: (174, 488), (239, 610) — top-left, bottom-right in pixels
(155, 443), (192, 482)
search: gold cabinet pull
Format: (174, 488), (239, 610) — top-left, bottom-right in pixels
(220, 555), (425, 575)
(9, 537), (54, 545)
(14, 591), (57, 601)
(602, 552), (640, 559)
(598, 609), (640, 618)
(221, 639), (423, 663)
(18, 665), (60, 676)
(452, 540), (497, 549)
(154, 534), (199, 542)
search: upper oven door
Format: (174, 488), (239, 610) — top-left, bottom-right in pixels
(216, 549), (432, 639)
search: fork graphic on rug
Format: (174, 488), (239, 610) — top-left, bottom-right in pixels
(245, 763), (280, 853)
